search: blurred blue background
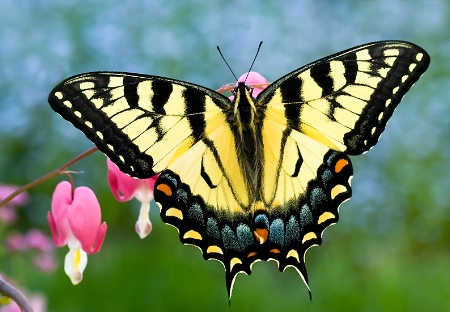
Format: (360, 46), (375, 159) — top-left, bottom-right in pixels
(0, 1), (449, 311)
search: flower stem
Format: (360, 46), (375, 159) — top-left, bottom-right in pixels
(0, 274), (34, 312)
(0, 147), (98, 207)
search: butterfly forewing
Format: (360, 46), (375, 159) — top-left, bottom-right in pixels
(258, 41), (430, 155)
(49, 72), (229, 178)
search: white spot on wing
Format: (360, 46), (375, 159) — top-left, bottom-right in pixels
(378, 67), (389, 78)
(384, 57), (396, 67)
(371, 126), (377, 135)
(384, 48), (399, 57)
(79, 82), (95, 90)
(355, 49), (371, 60)
(108, 76), (124, 88)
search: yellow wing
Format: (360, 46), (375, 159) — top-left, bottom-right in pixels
(258, 41), (430, 154)
(49, 72), (230, 178)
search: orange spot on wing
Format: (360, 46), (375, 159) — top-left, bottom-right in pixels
(253, 228), (268, 244)
(270, 249), (281, 254)
(247, 251), (257, 258)
(156, 183), (173, 197)
(335, 158), (349, 173)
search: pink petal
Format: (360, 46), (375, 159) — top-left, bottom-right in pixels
(47, 212), (61, 246)
(237, 72), (269, 97)
(66, 186), (106, 254)
(91, 222), (107, 253)
(107, 158), (143, 202)
(107, 158), (159, 202)
(146, 174), (159, 190)
(237, 71), (268, 84)
(48, 181), (73, 247)
(228, 72), (269, 101)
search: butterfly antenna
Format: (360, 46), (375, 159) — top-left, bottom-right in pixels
(217, 46), (238, 81)
(244, 41), (263, 83)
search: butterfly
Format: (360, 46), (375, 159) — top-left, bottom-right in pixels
(48, 41), (429, 299)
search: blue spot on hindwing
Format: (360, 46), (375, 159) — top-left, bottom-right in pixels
(254, 214), (270, 229)
(310, 187), (327, 210)
(321, 169), (333, 188)
(206, 217), (220, 240)
(236, 223), (254, 250)
(300, 204), (313, 228)
(285, 215), (300, 245)
(163, 172), (178, 188)
(222, 225), (241, 251)
(269, 218), (285, 246)
(187, 202), (204, 225)
(176, 189), (188, 206)
(326, 151), (338, 166)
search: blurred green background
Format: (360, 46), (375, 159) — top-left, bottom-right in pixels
(0, 1), (449, 311)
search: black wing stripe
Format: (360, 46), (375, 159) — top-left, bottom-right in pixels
(310, 61), (334, 96)
(151, 79), (172, 114)
(281, 76), (302, 128)
(184, 87), (207, 141)
(343, 52), (358, 84)
(343, 45), (430, 153)
(123, 76), (141, 108)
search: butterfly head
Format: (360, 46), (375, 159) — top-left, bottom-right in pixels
(232, 82), (257, 126)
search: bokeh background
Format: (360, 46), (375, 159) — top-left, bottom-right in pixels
(0, 1), (449, 311)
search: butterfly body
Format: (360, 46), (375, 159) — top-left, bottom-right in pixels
(49, 41), (429, 298)
(228, 82), (266, 202)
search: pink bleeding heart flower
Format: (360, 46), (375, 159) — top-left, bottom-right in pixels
(47, 181), (107, 285)
(106, 158), (158, 239)
(228, 72), (269, 101)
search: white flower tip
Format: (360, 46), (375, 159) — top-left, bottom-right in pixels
(135, 219), (152, 239)
(135, 201), (152, 239)
(64, 245), (87, 285)
(69, 271), (83, 285)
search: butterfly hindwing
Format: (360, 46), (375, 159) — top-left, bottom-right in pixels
(154, 147), (352, 297)
(48, 40), (429, 299)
